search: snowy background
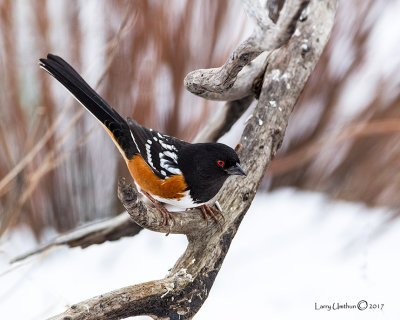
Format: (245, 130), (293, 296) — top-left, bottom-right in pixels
(1, 0), (400, 319)
(1, 189), (398, 319)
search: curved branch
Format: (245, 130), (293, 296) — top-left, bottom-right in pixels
(49, 0), (337, 319)
(185, 51), (269, 101)
(184, 0), (310, 101)
(117, 178), (212, 235)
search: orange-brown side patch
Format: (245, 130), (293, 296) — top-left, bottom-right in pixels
(127, 155), (187, 199)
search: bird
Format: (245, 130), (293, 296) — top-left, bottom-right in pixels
(39, 54), (246, 230)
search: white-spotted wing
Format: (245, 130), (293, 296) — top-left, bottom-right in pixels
(126, 118), (188, 179)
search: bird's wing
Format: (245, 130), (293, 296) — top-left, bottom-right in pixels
(126, 118), (188, 179)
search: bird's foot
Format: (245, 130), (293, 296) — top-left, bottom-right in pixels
(142, 191), (175, 235)
(198, 204), (224, 231)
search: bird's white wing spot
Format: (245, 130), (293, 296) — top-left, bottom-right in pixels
(163, 151), (178, 163)
(145, 143), (154, 169)
(130, 131), (141, 153)
(159, 152), (181, 175)
(159, 139), (177, 152)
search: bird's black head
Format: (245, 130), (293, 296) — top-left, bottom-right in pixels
(201, 143), (246, 177)
(179, 142), (246, 204)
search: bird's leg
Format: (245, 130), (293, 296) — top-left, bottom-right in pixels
(185, 207), (209, 225)
(198, 206), (209, 226)
(210, 203), (225, 223)
(141, 190), (175, 234)
(198, 204), (224, 231)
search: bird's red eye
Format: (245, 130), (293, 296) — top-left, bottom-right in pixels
(217, 160), (225, 167)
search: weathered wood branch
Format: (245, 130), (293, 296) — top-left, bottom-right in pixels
(48, 1), (337, 319)
(184, 0), (310, 101)
(185, 51), (269, 101)
(10, 213), (141, 263)
(267, 0), (286, 23)
(116, 177), (215, 236)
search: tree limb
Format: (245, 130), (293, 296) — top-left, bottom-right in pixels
(185, 51), (269, 101)
(48, 0), (337, 319)
(184, 0), (310, 101)
(10, 212), (141, 263)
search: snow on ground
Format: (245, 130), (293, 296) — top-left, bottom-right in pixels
(0, 188), (399, 320)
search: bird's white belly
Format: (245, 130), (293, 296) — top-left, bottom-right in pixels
(134, 181), (201, 209)
(153, 190), (201, 209)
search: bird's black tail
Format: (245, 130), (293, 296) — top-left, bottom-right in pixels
(39, 54), (136, 159)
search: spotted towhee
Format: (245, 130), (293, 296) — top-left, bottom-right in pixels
(39, 54), (246, 229)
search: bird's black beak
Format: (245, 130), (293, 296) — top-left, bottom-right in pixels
(226, 163), (246, 176)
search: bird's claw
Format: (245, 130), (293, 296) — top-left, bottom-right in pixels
(199, 204), (224, 231)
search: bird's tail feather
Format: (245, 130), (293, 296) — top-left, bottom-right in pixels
(39, 54), (136, 159)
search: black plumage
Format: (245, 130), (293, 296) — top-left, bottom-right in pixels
(126, 117), (188, 179)
(39, 54), (137, 159)
(178, 143), (242, 204)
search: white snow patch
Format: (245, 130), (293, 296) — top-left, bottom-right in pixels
(1, 189), (399, 319)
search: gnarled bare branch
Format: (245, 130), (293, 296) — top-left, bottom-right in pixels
(10, 212), (141, 263)
(117, 178), (215, 236)
(48, 1), (337, 319)
(184, 0), (310, 101)
(185, 51), (269, 101)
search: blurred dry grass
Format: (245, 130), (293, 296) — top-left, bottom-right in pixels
(0, 0), (245, 237)
(1, 0), (399, 238)
(269, 0), (400, 209)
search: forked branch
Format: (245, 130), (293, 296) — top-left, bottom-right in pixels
(49, 0), (337, 319)
(184, 0), (310, 101)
